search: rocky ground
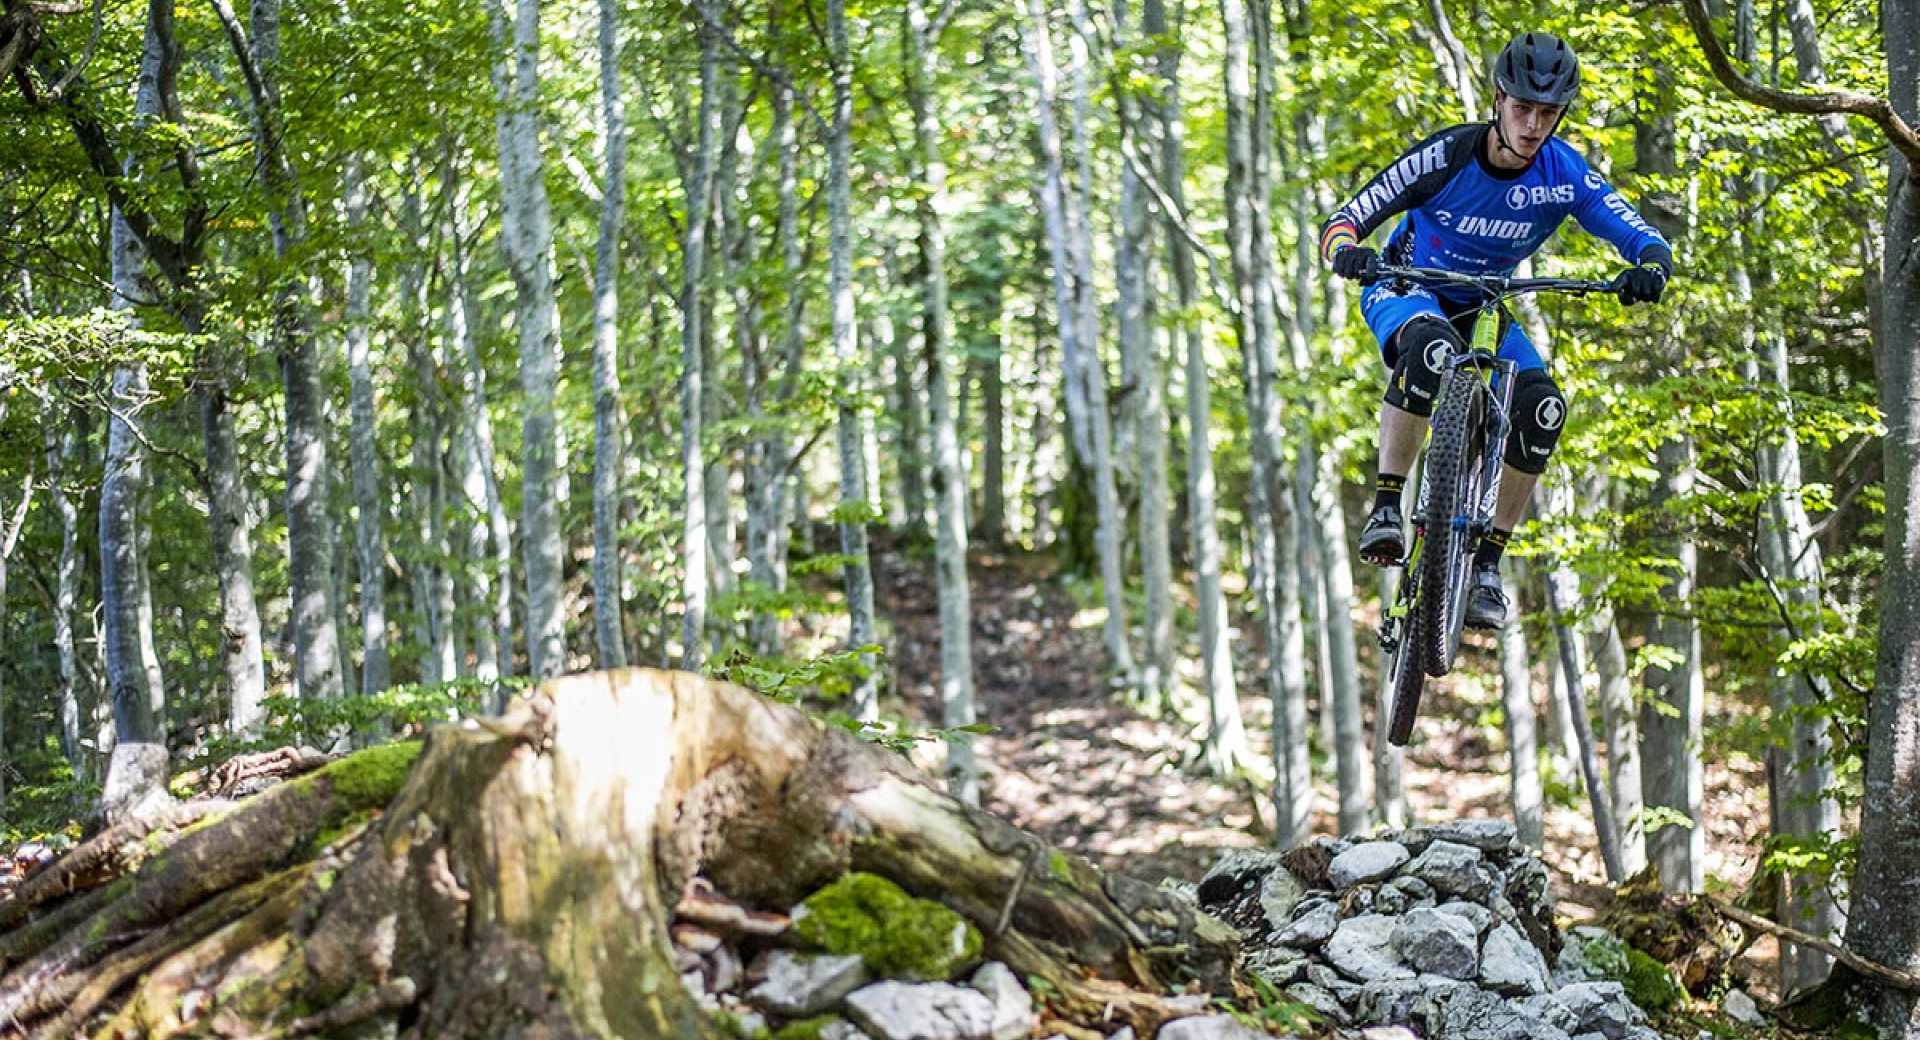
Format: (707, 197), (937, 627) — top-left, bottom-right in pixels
(868, 538), (1787, 1029)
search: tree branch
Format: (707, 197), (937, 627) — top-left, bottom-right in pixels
(1678, 0), (1920, 173)
(1706, 897), (1920, 993)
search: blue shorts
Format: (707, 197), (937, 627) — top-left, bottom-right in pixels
(1359, 280), (1546, 374)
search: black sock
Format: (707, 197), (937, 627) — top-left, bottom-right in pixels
(1475, 527), (1511, 569)
(1373, 473), (1406, 513)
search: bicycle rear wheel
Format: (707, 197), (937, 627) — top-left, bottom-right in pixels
(1414, 366), (1488, 678)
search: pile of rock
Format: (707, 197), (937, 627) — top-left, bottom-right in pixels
(1191, 819), (1669, 1040)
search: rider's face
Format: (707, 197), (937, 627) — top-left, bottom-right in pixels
(1495, 92), (1564, 158)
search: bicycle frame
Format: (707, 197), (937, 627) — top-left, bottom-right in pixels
(1374, 265), (1612, 675)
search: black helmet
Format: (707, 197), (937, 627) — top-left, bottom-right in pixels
(1494, 32), (1580, 106)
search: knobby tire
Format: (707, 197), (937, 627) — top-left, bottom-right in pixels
(1415, 367), (1483, 678)
(1386, 547), (1426, 747)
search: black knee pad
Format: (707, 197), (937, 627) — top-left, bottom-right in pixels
(1384, 315), (1458, 418)
(1506, 369), (1567, 474)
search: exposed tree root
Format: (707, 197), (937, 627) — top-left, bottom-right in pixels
(0, 669), (1244, 1040)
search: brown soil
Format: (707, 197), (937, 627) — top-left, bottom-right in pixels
(870, 536), (1784, 999)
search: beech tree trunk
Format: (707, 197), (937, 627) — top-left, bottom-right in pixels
(1851, 0), (1920, 1029)
(592, 0), (629, 670)
(48, 414), (92, 782)
(489, 0), (568, 680)
(829, 0), (881, 722)
(343, 154), (391, 698)
(98, 0), (171, 825)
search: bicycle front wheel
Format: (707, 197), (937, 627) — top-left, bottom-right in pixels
(1414, 366), (1488, 678)
(1386, 535), (1427, 747)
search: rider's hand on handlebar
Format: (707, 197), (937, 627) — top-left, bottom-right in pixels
(1610, 264), (1668, 305)
(1332, 245), (1381, 284)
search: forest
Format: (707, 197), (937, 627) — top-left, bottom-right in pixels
(0, 0), (1917, 1034)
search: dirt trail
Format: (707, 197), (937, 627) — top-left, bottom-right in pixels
(870, 537), (1779, 988)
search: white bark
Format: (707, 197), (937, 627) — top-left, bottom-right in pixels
(592, 0), (629, 669)
(829, 0), (880, 721)
(1498, 598), (1544, 849)
(447, 172), (514, 684)
(1153, 0), (1244, 774)
(0, 472), (30, 805)
(47, 417), (90, 781)
(489, 0), (567, 680)
(99, 0), (171, 824)
(906, 0), (978, 804)
(679, 27), (722, 673)
(343, 155), (391, 697)
(1065, 0), (1136, 685)
(1589, 601), (1647, 874)
(1373, 567), (1408, 827)
(747, 86), (806, 656)
(1115, 0), (1171, 702)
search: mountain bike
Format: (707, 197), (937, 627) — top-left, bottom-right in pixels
(1370, 264), (1618, 747)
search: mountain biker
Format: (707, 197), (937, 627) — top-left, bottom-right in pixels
(1319, 31), (1672, 631)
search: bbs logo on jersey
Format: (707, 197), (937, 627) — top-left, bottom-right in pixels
(1505, 184), (1577, 210)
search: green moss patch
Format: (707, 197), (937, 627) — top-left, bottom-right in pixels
(314, 742), (422, 810)
(770, 1015), (840, 1040)
(1622, 946), (1685, 1011)
(790, 872), (982, 981)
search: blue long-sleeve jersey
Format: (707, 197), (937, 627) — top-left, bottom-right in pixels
(1319, 123), (1673, 276)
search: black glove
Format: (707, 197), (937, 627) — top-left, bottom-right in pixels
(1611, 263), (1668, 305)
(1332, 245), (1380, 283)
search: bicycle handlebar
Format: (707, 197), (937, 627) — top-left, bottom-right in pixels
(1362, 264), (1617, 298)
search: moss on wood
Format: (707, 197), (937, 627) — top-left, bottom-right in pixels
(792, 872), (983, 981)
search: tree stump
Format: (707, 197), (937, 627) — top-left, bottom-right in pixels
(0, 668), (1244, 1039)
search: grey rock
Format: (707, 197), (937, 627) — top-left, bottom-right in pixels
(844, 981), (999, 1040)
(1722, 988), (1765, 1026)
(1393, 907), (1482, 980)
(1553, 927), (1627, 986)
(1429, 819), (1520, 854)
(1396, 828), (1434, 857)
(1346, 886), (1378, 915)
(1386, 875), (1438, 908)
(1306, 963), (1363, 1004)
(1155, 1013), (1273, 1040)
(1362, 1029), (1423, 1040)
(1356, 975), (1470, 1026)
(968, 962), (1033, 1040)
(1551, 981), (1646, 1040)
(1200, 849), (1285, 892)
(1163, 994), (1215, 1015)
(1244, 946), (1311, 987)
(1479, 922), (1553, 996)
(1429, 986), (1572, 1040)
(749, 950), (873, 1017)
(1436, 900), (1493, 936)
(1512, 994), (1581, 1033)
(1105, 1030), (1136, 1040)
(821, 1021), (872, 1040)
(1405, 841), (1497, 902)
(1375, 882), (1409, 916)
(1327, 914), (1415, 982)
(1260, 861), (1310, 930)
(1330, 842), (1413, 889)
(1284, 982), (1352, 1025)
(706, 943), (743, 993)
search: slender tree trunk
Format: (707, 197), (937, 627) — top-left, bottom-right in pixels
(1590, 601), (1647, 874)
(342, 155), (390, 698)
(1223, 0), (1307, 844)
(1852, 0), (1919, 1016)
(1373, 568), (1408, 827)
(906, 0), (977, 803)
(98, 0), (173, 824)
(448, 170), (514, 684)
(678, 26), (722, 674)
(1116, 0), (1171, 703)
(488, 0), (567, 680)
(1633, 73), (1703, 893)
(0, 473), (29, 805)
(892, 287), (929, 541)
(591, 0), (629, 670)
(829, 0), (880, 721)
(1498, 601), (1544, 849)
(1154, 0), (1244, 774)
(48, 415), (90, 781)
(979, 280), (1007, 548)
(1063, 0), (1137, 686)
